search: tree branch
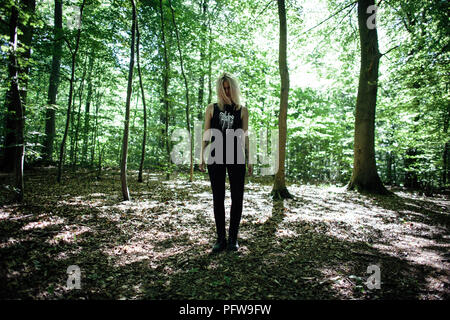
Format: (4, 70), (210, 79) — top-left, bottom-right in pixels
(323, 2), (356, 39)
(300, 0), (358, 36)
(251, 0), (275, 25)
(63, 36), (73, 56)
(380, 45), (400, 58)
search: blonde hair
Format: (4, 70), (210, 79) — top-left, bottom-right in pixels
(216, 72), (242, 110)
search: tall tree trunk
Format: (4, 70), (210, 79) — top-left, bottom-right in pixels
(2, 0), (35, 175)
(68, 87), (78, 165)
(169, 0), (193, 182)
(5, 4), (24, 200)
(159, 0), (170, 169)
(443, 105), (449, 186)
(91, 90), (102, 166)
(347, 0), (389, 195)
(97, 144), (103, 180)
(18, 0), (35, 113)
(197, 0), (207, 120)
(1, 0), (35, 198)
(207, 14), (213, 105)
(43, 0), (63, 163)
(71, 55), (87, 168)
(132, 90), (139, 131)
(57, 0), (86, 183)
(82, 50), (95, 166)
(444, 142), (449, 186)
(136, 11), (148, 183)
(392, 153), (397, 185)
(120, 0), (136, 201)
(73, 91), (83, 168)
(271, 0), (292, 199)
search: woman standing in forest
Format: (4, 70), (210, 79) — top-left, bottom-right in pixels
(199, 72), (253, 253)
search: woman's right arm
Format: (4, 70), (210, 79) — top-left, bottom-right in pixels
(199, 104), (213, 171)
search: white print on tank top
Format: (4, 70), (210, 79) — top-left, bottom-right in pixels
(219, 111), (234, 131)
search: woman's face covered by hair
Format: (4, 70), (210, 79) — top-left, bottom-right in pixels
(216, 73), (241, 107)
(223, 80), (231, 99)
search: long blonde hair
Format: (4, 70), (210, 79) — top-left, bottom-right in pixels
(216, 72), (242, 110)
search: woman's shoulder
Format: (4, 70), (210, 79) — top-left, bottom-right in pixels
(239, 105), (248, 120)
(206, 103), (216, 119)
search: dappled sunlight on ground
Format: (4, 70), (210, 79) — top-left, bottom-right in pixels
(21, 216), (65, 231)
(280, 185), (449, 271)
(0, 169), (448, 299)
(47, 225), (92, 245)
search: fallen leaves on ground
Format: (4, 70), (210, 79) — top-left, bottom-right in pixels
(0, 168), (449, 300)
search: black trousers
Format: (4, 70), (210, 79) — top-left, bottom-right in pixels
(207, 163), (246, 241)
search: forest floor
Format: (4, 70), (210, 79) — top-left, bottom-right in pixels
(0, 167), (449, 300)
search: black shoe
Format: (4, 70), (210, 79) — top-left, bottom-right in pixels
(212, 239), (227, 253)
(227, 238), (239, 251)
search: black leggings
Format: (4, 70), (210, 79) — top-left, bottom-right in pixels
(207, 163), (246, 240)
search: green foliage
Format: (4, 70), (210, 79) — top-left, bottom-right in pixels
(0, 0), (448, 189)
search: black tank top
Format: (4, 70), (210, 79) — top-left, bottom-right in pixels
(209, 103), (244, 164)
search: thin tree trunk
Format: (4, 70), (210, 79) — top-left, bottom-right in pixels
(43, 0), (63, 163)
(272, 0), (292, 199)
(207, 14), (213, 105)
(443, 104), (449, 186)
(73, 92), (83, 168)
(72, 56), (87, 168)
(97, 144), (104, 180)
(132, 89), (139, 131)
(197, 0), (207, 119)
(136, 11), (148, 183)
(159, 0), (171, 170)
(68, 88), (78, 165)
(444, 142), (449, 186)
(169, 0), (193, 181)
(57, 0), (86, 183)
(120, 0), (136, 201)
(392, 153), (397, 185)
(347, 0), (389, 194)
(82, 50), (95, 166)
(91, 90), (103, 167)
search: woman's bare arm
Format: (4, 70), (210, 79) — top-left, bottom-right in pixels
(200, 104), (213, 170)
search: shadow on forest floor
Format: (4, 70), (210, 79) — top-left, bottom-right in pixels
(0, 168), (449, 299)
